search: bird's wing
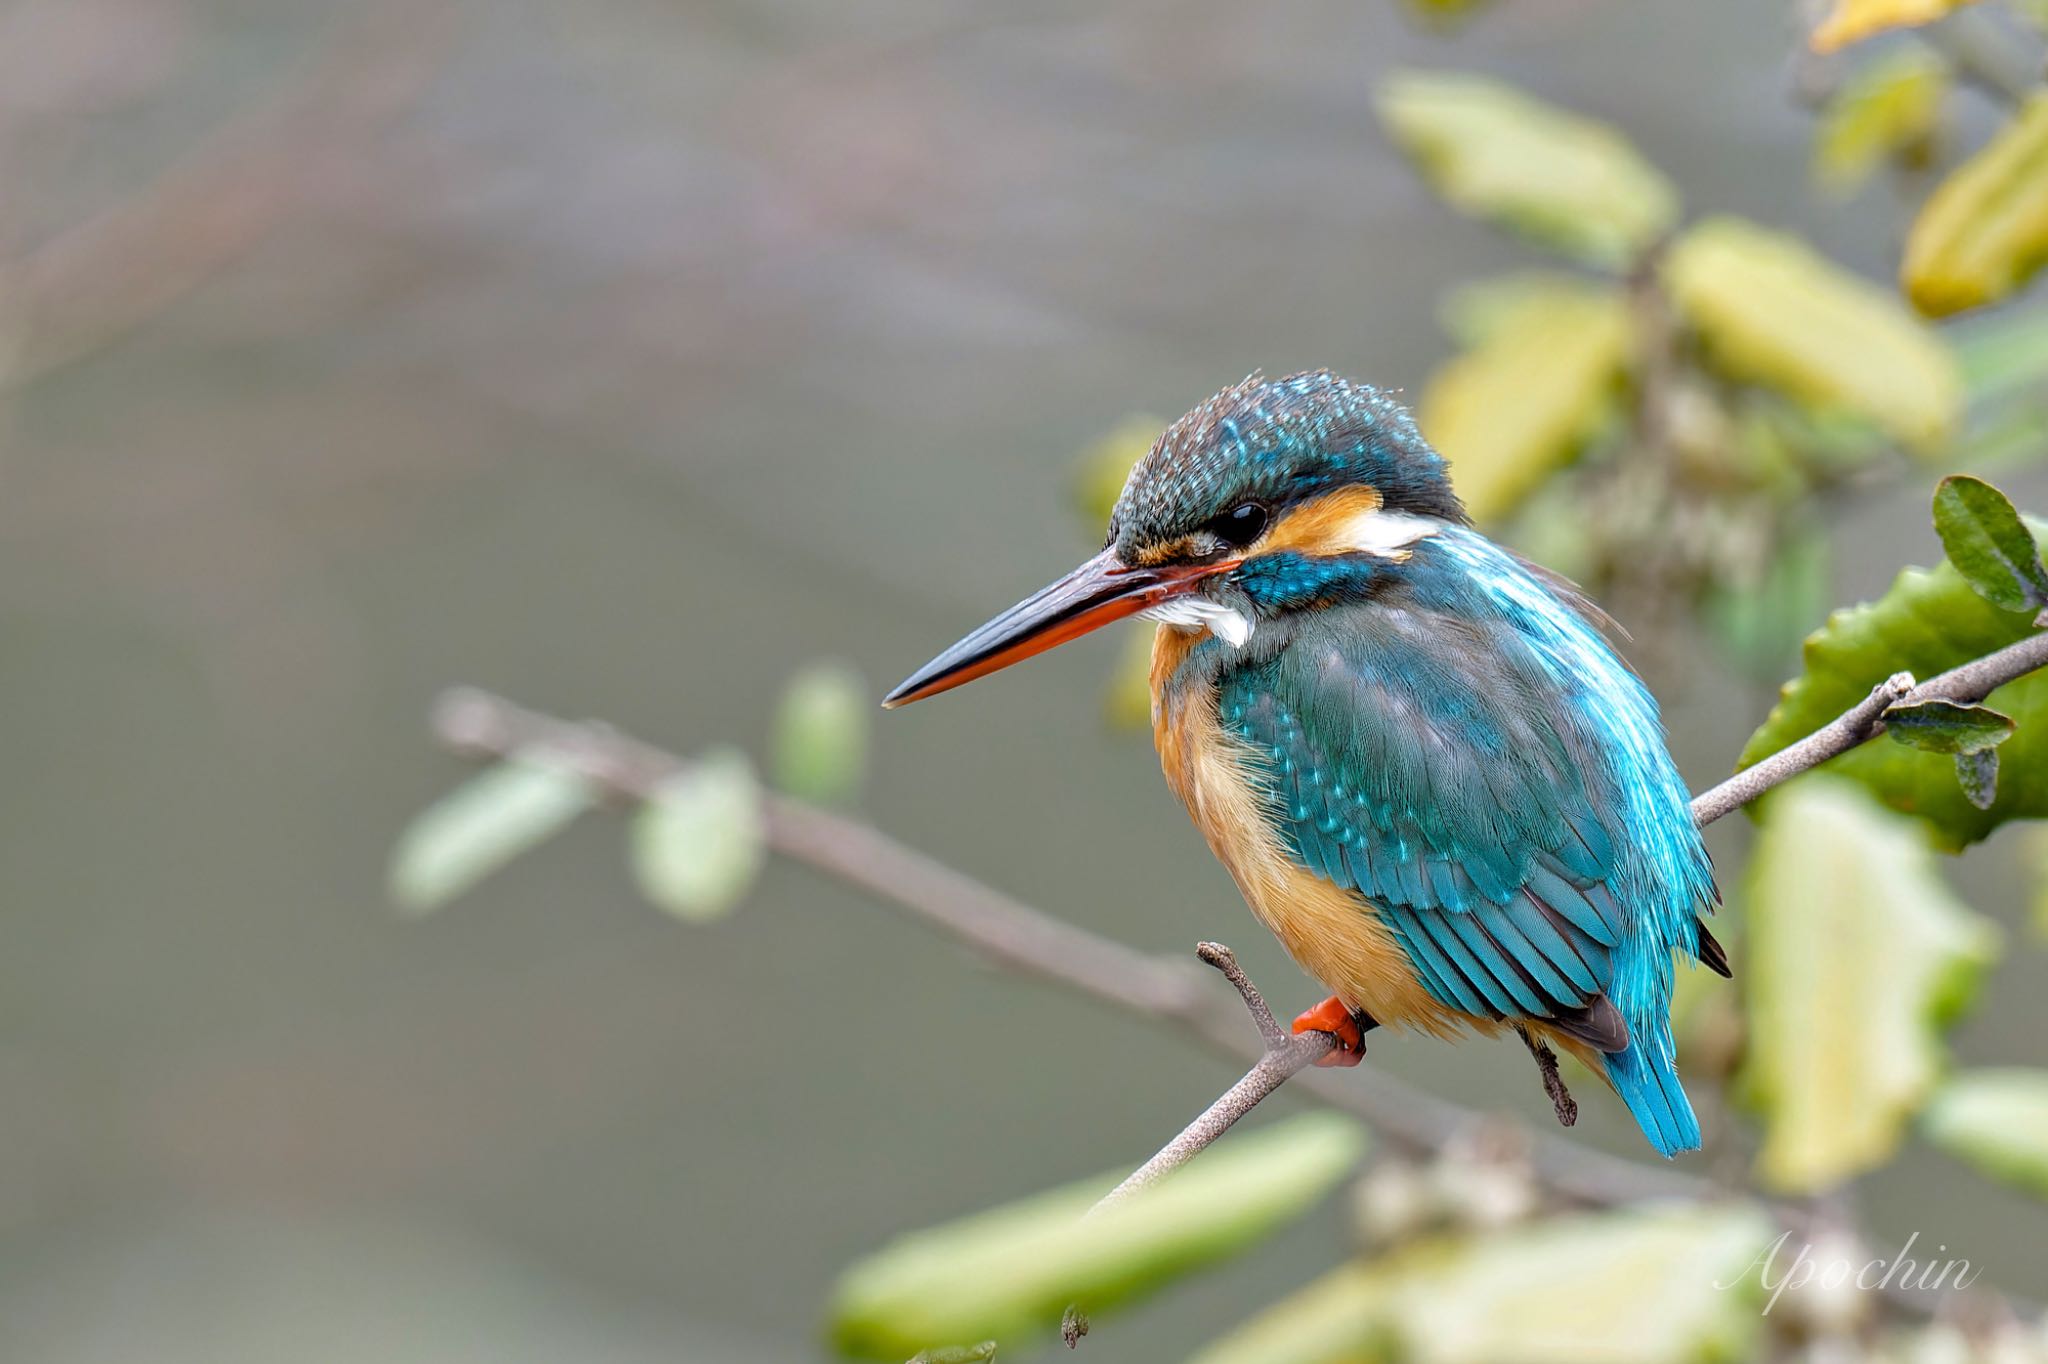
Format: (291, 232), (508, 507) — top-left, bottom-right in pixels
(1220, 608), (1663, 1050)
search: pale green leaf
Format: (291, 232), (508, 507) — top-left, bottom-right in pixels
(389, 753), (597, 914)
(828, 1113), (1365, 1361)
(1377, 72), (1677, 269)
(1738, 777), (2000, 1193)
(1737, 524), (2048, 849)
(1809, 0), (1978, 52)
(631, 748), (766, 922)
(1073, 415), (1163, 526)
(1191, 1205), (1773, 1364)
(1905, 93), (2048, 317)
(1664, 216), (1962, 453)
(1923, 1068), (2048, 1197)
(771, 660), (870, 803)
(1956, 748), (2000, 809)
(1931, 475), (2048, 612)
(1812, 48), (1947, 194)
(1418, 287), (1629, 525)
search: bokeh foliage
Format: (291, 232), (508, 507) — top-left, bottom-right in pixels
(389, 4), (2048, 1360)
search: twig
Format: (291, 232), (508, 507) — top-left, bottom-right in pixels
(1059, 946), (1333, 1348)
(1087, 945), (1332, 1214)
(1689, 629), (2048, 826)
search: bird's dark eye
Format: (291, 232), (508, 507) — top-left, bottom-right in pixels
(1203, 502), (1269, 549)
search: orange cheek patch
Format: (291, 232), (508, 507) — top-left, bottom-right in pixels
(1255, 485), (1386, 557)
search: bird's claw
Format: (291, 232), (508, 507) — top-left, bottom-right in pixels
(1291, 995), (1369, 1067)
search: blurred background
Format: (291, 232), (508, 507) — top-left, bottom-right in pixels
(5, 0), (2048, 1360)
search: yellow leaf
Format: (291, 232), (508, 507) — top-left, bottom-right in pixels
(1191, 1206), (1772, 1364)
(1378, 72), (1678, 269)
(1810, 0), (1977, 53)
(1419, 288), (1629, 526)
(1738, 777), (2001, 1193)
(1664, 216), (1962, 452)
(1903, 93), (2048, 317)
(1812, 48), (1948, 194)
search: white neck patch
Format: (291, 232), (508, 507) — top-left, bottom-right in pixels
(1142, 598), (1254, 648)
(1336, 509), (1442, 558)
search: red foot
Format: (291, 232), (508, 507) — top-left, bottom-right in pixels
(1292, 995), (1367, 1067)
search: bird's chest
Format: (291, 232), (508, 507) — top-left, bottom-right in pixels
(1149, 627), (1458, 1033)
(1150, 628), (1279, 898)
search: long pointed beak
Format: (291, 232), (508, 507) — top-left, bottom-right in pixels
(883, 549), (1228, 708)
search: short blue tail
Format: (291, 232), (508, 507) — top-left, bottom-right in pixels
(1603, 1035), (1700, 1158)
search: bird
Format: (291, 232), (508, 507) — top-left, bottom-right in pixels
(882, 370), (1729, 1157)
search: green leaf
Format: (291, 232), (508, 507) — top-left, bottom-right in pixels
(631, 748), (766, 922)
(1956, 748), (2000, 809)
(1737, 526), (2048, 849)
(1812, 47), (1947, 195)
(1904, 93), (2048, 317)
(1932, 475), (2048, 612)
(1189, 1205), (1773, 1364)
(1738, 777), (2000, 1193)
(1923, 1068), (2048, 1197)
(1377, 72), (1677, 269)
(771, 661), (870, 803)
(1072, 415), (1163, 526)
(1664, 216), (1962, 453)
(828, 1113), (1365, 1361)
(389, 753), (597, 914)
(1883, 698), (2016, 753)
(1809, 0), (1978, 53)
(1418, 287), (1629, 526)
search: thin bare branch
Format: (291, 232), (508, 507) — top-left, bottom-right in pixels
(1088, 946), (1331, 1216)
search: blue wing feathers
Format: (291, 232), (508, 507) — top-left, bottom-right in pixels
(1217, 528), (1716, 1155)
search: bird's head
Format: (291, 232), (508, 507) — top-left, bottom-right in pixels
(884, 370), (1467, 707)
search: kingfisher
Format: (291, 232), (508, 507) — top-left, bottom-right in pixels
(883, 371), (1729, 1157)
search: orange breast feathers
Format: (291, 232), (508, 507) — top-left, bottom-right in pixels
(1149, 624), (1469, 1041)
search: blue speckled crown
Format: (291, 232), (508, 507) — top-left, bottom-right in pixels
(1111, 371), (1467, 556)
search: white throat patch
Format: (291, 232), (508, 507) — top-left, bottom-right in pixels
(1142, 598), (1254, 648)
